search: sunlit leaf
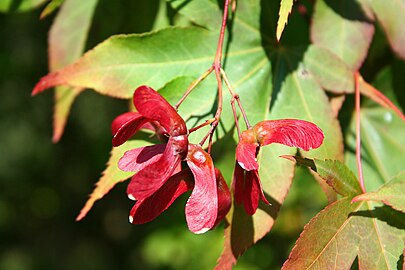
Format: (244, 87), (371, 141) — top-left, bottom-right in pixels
(311, 0), (374, 70)
(0, 0), (47, 12)
(282, 198), (405, 269)
(367, 0), (405, 60)
(276, 0), (294, 41)
(353, 172), (405, 213)
(48, 0), (98, 142)
(285, 157), (362, 197)
(76, 139), (150, 221)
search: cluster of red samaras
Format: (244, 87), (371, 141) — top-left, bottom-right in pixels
(112, 86), (324, 234)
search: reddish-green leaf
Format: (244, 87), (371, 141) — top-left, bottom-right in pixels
(276, 0), (294, 41)
(367, 0), (405, 60)
(283, 198), (405, 269)
(285, 157), (362, 197)
(353, 172), (405, 213)
(303, 45), (354, 94)
(76, 140), (148, 221)
(48, 0), (97, 142)
(311, 0), (374, 70)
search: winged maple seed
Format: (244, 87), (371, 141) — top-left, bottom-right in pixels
(112, 85), (231, 233)
(234, 119), (324, 215)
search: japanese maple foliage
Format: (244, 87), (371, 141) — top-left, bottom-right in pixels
(24, 0), (405, 268)
(111, 85), (231, 233)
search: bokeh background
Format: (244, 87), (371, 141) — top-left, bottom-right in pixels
(0, 1), (328, 269)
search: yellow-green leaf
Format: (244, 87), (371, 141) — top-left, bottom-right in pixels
(276, 0), (294, 41)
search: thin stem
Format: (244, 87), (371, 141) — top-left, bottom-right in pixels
(231, 97), (241, 138)
(221, 68), (251, 128)
(355, 72), (366, 193)
(213, 0), (230, 67)
(189, 118), (216, 133)
(175, 66), (214, 109)
(199, 0), (230, 150)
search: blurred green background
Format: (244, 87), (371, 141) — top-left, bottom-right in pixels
(0, 1), (328, 269)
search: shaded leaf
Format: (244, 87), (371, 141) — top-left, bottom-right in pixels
(311, 0), (374, 70)
(367, 0), (405, 60)
(168, 0), (221, 30)
(48, 0), (98, 142)
(282, 198), (405, 269)
(285, 156), (362, 197)
(353, 172), (405, 213)
(40, 0), (64, 18)
(276, 0), (294, 41)
(76, 140), (147, 221)
(0, 0), (47, 12)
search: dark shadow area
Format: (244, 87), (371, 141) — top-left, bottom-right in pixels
(259, 194), (282, 221)
(323, 0), (373, 22)
(350, 205), (405, 230)
(7, 0), (24, 12)
(88, 0), (160, 49)
(260, 0), (311, 111)
(391, 59), (405, 113)
(230, 204), (254, 256)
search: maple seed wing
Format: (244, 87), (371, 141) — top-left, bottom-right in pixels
(133, 86), (187, 136)
(232, 162), (246, 205)
(118, 144), (166, 172)
(126, 137), (182, 201)
(185, 145), (218, 234)
(243, 171), (261, 215)
(111, 112), (149, 147)
(214, 168), (231, 227)
(236, 130), (259, 171)
(129, 169), (193, 224)
(254, 119), (324, 151)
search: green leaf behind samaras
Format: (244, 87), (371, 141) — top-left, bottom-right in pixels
(285, 157), (362, 197)
(353, 172), (405, 213)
